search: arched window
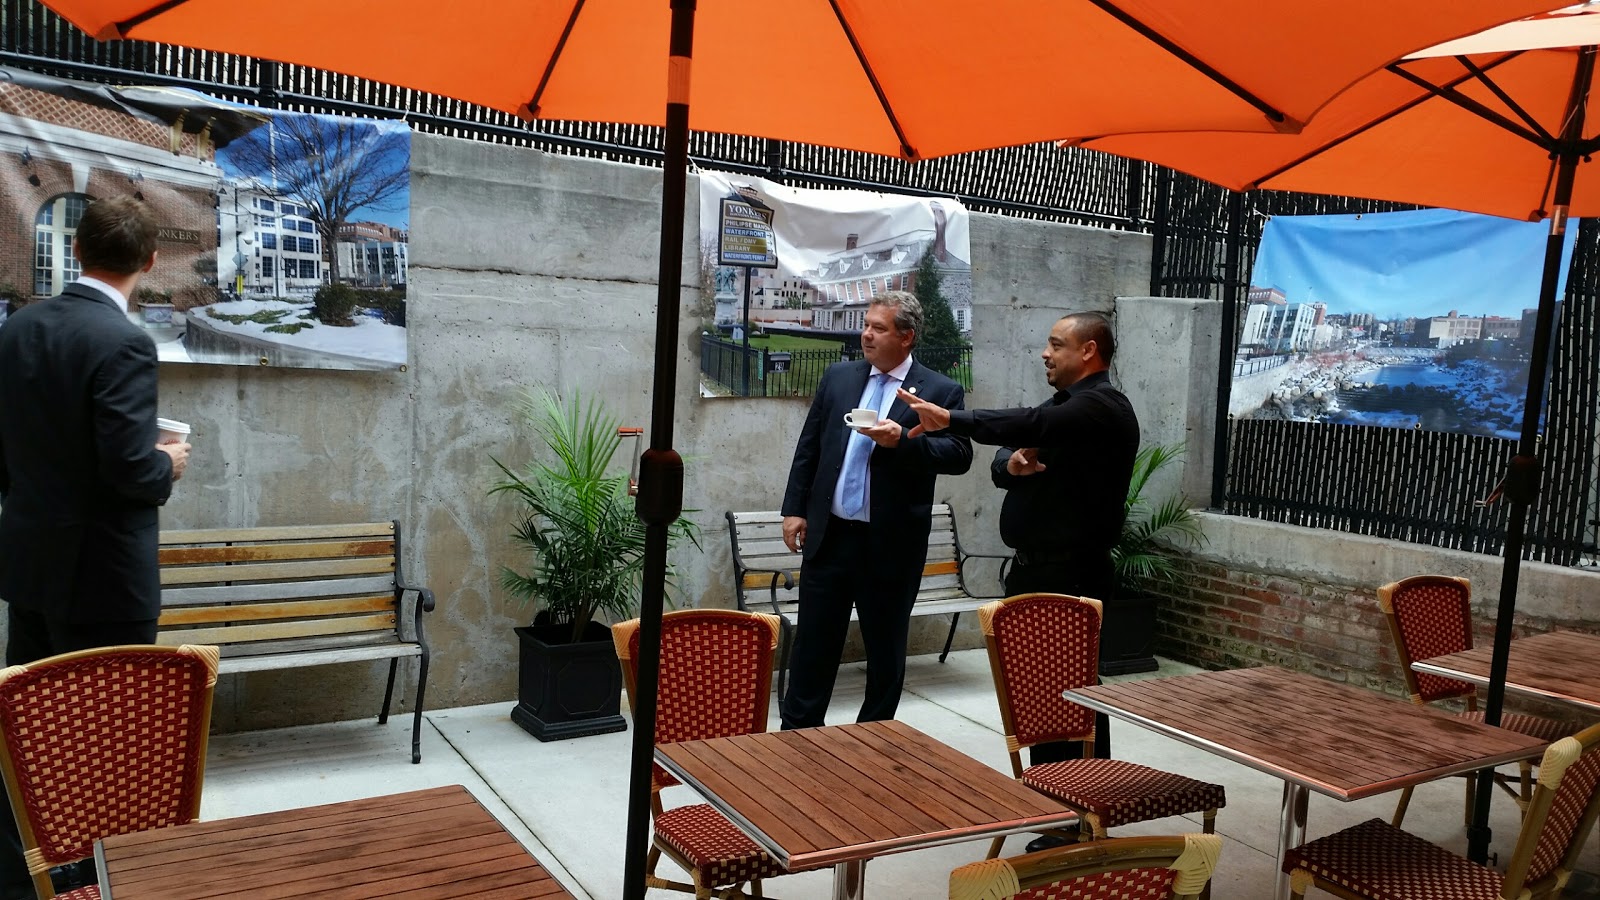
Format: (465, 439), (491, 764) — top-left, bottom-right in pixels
(34, 194), (90, 297)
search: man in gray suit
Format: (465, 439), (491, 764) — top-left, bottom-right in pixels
(0, 195), (190, 898)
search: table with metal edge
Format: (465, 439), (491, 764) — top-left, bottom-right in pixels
(95, 784), (572, 899)
(653, 718), (1081, 900)
(1413, 629), (1600, 713)
(1067, 666), (1546, 900)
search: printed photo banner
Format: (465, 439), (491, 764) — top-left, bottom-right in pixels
(1235, 208), (1577, 438)
(696, 170), (973, 398)
(0, 66), (409, 371)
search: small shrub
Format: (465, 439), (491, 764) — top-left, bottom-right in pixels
(357, 288), (406, 327)
(312, 284), (358, 326)
(207, 308), (292, 326)
(132, 287), (171, 306)
(264, 323), (311, 335)
(171, 284), (220, 312)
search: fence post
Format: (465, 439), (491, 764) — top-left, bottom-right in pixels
(1211, 190), (1244, 509)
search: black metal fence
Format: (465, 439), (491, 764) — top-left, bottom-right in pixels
(5, 0), (1597, 564)
(699, 336), (972, 398)
(1208, 216), (1600, 566)
(0, 0), (1154, 230)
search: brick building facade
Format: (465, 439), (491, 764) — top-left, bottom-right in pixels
(0, 79), (231, 308)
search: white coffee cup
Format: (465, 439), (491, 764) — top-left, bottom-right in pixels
(843, 408), (879, 429)
(156, 417), (192, 445)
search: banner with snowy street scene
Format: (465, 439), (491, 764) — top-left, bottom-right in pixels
(1233, 208), (1577, 438)
(0, 66), (409, 371)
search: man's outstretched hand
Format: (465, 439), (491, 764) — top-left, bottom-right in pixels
(896, 388), (950, 438)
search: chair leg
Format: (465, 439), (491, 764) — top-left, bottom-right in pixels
(379, 658), (399, 724)
(986, 835), (1005, 859)
(411, 652), (430, 764)
(1392, 785), (1414, 827)
(1199, 809), (1217, 900)
(940, 612), (960, 663)
(776, 618), (793, 704)
(1518, 760), (1534, 813)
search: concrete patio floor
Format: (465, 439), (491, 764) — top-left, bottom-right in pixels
(201, 649), (1600, 898)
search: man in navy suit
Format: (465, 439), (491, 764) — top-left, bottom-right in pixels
(779, 291), (972, 729)
(0, 195), (190, 899)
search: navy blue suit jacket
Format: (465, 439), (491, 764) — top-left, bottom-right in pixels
(782, 358), (972, 569)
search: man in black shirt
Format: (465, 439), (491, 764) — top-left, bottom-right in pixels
(898, 311), (1138, 767)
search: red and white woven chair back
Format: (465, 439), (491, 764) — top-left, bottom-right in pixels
(621, 610), (777, 791)
(1387, 576), (1476, 703)
(990, 594), (1101, 748)
(0, 645), (218, 870)
(1523, 726), (1600, 885)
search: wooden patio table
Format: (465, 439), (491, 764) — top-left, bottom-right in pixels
(95, 784), (573, 899)
(1412, 629), (1600, 713)
(1067, 666), (1545, 900)
(653, 719), (1080, 900)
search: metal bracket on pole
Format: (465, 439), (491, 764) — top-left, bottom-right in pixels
(635, 449), (684, 525)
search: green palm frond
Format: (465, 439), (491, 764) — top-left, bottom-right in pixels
(490, 389), (700, 642)
(1113, 443), (1206, 591)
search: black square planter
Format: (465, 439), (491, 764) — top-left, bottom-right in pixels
(510, 620), (628, 741)
(1100, 593), (1160, 676)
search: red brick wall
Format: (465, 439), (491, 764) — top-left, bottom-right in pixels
(0, 84), (214, 159)
(1151, 556), (1586, 721)
(1, 168), (216, 304)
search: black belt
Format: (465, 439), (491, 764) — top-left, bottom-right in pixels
(828, 515), (870, 532)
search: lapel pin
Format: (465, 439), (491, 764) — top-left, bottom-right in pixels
(908, 386), (918, 395)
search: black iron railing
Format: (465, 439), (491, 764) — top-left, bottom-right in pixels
(699, 335), (971, 399)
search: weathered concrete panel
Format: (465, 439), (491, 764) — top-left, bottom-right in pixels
(111, 133), (1172, 730)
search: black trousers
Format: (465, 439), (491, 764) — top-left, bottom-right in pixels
(780, 517), (920, 729)
(1004, 557), (1113, 765)
(0, 607), (157, 899)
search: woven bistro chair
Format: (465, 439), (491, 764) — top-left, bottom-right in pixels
(949, 833), (1223, 900)
(979, 596), (1225, 882)
(1286, 719), (1600, 900)
(615, 609), (810, 900)
(0, 644), (220, 900)
(1379, 574), (1572, 826)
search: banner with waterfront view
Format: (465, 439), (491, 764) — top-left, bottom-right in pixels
(0, 65), (409, 370)
(695, 171), (973, 399)
(1234, 208), (1578, 438)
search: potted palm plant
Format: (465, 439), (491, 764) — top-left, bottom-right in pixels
(491, 389), (699, 741)
(1101, 443), (1206, 675)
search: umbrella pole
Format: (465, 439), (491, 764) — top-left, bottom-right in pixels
(1466, 46), (1593, 865)
(624, 2), (696, 898)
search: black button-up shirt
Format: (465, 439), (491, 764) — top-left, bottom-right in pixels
(945, 370), (1139, 555)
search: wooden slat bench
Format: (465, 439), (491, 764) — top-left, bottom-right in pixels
(156, 520), (434, 763)
(726, 503), (1010, 699)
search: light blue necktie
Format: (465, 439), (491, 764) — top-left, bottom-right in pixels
(839, 373), (888, 518)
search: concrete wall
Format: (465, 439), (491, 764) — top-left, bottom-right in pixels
(136, 133), (1178, 731)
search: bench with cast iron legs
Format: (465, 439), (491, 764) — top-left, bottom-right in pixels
(155, 520), (434, 762)
(726, 503), (1009, 699)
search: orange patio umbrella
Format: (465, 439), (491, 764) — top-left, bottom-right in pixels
(25, 1), (1576, 896)
(1074, 4), (1600, 866)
